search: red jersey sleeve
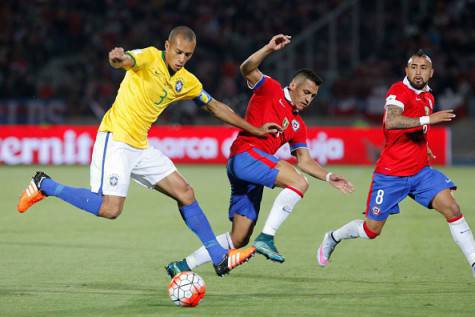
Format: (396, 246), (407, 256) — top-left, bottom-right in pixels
(248, 74), (281, 95)
(385, 83), (410, 110)
(289, 118), (308, 152)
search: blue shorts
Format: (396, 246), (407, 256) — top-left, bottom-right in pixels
(226, 148), (280, 222)
(365, 166), (457, 221)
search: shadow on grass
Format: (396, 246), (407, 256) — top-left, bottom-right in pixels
(0, 283), (156, 297)
(232, 272), (468, 287)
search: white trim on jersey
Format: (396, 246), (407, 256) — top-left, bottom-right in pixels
(403, 76), (431, 94)
(247, 72), (265, 89)
(283, 87), (293, 104)
(384, 95), (405, 110)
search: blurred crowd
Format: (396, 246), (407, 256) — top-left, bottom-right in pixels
(329, 0), (475, 122)
(1, 0), (474, 124)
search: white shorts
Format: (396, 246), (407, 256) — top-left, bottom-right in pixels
(90, 132), (177, 197)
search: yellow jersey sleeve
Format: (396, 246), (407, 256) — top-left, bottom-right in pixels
(125, 47), (156, 71)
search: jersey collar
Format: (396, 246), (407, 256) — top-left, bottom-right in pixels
(283, 87), (293, 104)
(403, 76), (431, 94)
(283, 86), (300, 113)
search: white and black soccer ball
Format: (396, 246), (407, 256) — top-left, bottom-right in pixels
(168, 271), (206, 307)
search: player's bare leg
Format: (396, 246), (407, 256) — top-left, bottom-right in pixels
(317, 218), (385, 267)
(230, 214), (256, 248)
(432, 189), (475, 277)
(98, 195), (126, 219)
(253, 160), (308, 263)
(157, 171), (255, 277)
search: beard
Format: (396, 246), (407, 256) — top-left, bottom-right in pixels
(408, 78), (428, 90)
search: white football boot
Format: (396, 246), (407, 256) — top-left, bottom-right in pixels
(317, 231), (339, 267)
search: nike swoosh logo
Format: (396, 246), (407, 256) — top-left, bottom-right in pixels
(283, 206), (292, 213)
(279, 99), (285, 107)
(445, 179), (452, 183)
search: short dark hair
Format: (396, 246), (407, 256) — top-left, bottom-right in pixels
(292, 69), (323, 86)
(169, 25), (196, 42)
(407, 48), (432, 64)
(413, 48), (431, 58)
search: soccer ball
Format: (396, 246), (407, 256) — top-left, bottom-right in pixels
(168, 272), (206, 307)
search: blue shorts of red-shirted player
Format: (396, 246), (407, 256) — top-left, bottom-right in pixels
(226, 148), (280, 222)
(365, 166), (457, 221)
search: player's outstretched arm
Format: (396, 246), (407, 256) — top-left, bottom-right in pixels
(385, 105), (456, 130)
(294, 148), (354, 194)
(108, 47), (134, 69)
(240, 34), (291, 86)
(205, 99), (282, 137)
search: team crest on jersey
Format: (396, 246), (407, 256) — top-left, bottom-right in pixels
(109, 174), (119, 187)
(175, 80), (184, 92)
(291, 119), (300, 131)
(371, 206), (381, 216)
(282, 117), (289, 130)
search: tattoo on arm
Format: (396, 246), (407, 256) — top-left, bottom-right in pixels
(385, 105), (421, 129)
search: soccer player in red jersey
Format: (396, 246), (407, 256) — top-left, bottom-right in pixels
(317, 49), (475, 277)
(166, 34), (354, 277)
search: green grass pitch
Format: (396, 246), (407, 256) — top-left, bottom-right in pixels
(1, 165), (474, 316)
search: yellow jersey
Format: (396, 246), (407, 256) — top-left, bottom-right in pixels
(99, 47), (212, 148)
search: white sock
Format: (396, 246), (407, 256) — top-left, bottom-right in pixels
(262, 188), (302, 236)
(332, 219), (370, 241)
(448, 216), (475, 265)
(185, 232), (234, 269)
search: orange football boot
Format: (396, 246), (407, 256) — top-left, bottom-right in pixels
(214, 246), (256, 276)
(17, 171), (50, 213)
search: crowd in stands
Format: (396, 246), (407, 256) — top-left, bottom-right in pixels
(329, 0), (475, 121)
(1, 0), (473, 124)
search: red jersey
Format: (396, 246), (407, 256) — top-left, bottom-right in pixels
(374, 77), (435, 176)
(230, 75), (308, 156)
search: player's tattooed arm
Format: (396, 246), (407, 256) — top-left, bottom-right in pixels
(384, 105), (421, 130)
(385, 105), (456, 129)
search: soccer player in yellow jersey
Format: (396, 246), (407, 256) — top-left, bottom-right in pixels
(17, 26), (280, 276)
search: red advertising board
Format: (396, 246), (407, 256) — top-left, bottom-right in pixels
(0, 125), (450, 165)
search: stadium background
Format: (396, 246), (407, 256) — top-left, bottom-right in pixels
(1, 0), (474, 164)
(1, 1), (475, 316)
